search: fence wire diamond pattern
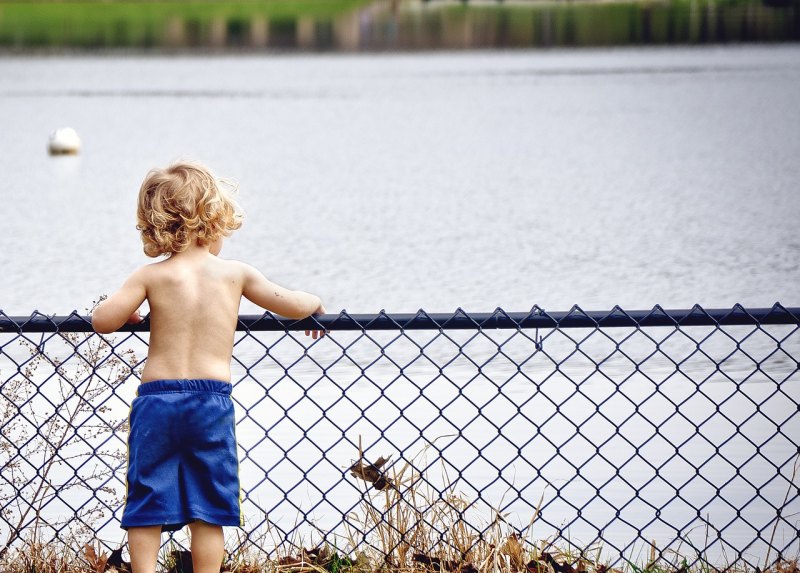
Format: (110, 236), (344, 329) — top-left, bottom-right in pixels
(0, 305), (798, 570)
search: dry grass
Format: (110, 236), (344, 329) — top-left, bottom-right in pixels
(0, 525), (797, 573)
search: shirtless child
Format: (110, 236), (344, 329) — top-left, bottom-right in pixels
(93, 161), (325, 573)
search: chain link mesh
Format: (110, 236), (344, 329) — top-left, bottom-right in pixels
(0, 305), (798, 569)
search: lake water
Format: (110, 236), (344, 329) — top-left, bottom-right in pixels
(0, 46), (799, 565)
(0, 46), (799, 316)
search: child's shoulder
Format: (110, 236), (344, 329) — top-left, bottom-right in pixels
(131, 259), (169, 278)
(220, 258), (265, 280)
(122, 259), (176, 289)
(218, 258), (261, 285)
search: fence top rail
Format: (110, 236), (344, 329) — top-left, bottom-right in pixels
(0, 304), (798, 333)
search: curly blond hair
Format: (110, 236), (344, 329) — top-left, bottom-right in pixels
(136, 161), (243, 257)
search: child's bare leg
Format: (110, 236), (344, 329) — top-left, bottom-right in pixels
(128, 525), (162, 573)
(188, 520), (225, 573)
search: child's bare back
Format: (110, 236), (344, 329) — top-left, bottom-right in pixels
(96, 238), (322, 383)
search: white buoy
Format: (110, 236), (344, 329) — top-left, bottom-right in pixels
(48, 127), (81, 155)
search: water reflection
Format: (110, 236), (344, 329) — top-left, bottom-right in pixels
(0, 0), (797, 50)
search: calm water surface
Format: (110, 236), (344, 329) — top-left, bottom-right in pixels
(0, 46), (799, 316)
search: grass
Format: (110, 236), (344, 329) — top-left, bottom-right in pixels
(0, 0), (371, 48)
(1, 527), (797, 573)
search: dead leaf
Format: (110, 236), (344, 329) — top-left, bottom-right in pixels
(349, 455), (396, 490)
(83, 542), (110, 573)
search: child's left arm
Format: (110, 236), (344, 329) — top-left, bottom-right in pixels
(92, 268), (147, 334)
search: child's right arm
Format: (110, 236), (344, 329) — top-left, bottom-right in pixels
(240, 263), (323, 321)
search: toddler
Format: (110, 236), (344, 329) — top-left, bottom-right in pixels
(93, 161), (325, 573)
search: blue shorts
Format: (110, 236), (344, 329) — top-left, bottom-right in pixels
(121, 379), (243, 531)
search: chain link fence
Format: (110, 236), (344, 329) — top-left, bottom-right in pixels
(0, 305), (798, 570)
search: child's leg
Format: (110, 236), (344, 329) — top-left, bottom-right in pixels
(128, 525), (162, 573)
(188, 520), (225, 573)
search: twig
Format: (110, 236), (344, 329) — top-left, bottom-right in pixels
(764, 452), (800, 569)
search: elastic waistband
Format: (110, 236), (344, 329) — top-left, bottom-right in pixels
(137, 379), (232, 396)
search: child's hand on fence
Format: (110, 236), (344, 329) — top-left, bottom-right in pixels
(126, 311), (145, 325)
(305, 304), (327, 340)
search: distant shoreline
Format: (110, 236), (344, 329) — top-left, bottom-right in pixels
(1, 0), (798, 50)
